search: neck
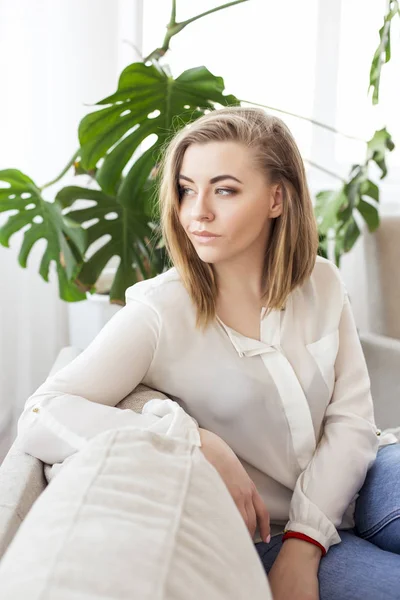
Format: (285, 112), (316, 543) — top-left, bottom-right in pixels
(214, 253), (265, 306)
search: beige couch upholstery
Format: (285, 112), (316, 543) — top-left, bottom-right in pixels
(0, 346), (169, 560)
(362, 215), (400, 340)
(340, 215), (400, 340)
(1, 333), (400, 561)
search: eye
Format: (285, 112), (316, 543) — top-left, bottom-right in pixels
(215, 188), (236, 196)
(178, 186), (195, 198)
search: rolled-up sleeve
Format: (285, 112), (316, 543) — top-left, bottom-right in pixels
(17, 298), (168, 465)
(286, 292), (380, 552)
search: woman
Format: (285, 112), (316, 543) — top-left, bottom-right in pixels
(17, 107), (400, 599)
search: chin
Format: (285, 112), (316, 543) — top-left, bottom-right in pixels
(194, 249), (222, 264)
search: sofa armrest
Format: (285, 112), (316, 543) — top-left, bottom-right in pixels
(0, 345), (83, 559)
(0, 442), (45, 560)
(360, 332), (400, 431)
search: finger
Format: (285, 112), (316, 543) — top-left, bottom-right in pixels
(234, 499), (250, 532)
(252, 489), (270, 543)
(245, 499), (257, 537)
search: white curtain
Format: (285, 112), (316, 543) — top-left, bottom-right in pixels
(0, 0), (143, 461)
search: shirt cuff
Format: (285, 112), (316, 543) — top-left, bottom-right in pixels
(282, 531), (327, 556)
(284, 519), (341, 554)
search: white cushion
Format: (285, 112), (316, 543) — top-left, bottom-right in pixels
(0, 426), (271, 599)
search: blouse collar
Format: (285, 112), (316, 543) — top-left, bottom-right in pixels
(216, 305), (285, 358)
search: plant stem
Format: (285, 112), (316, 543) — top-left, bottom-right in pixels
(240, 99), (365, 142)
(160, 0), (179, 54)
(143, 0), (249, 62)
(170, 0), (177, 23)
(40, 149), (80, 191)
(122, 39), (143, 61)
(179, 0), (249, 29)
(304, 159), (346, 182)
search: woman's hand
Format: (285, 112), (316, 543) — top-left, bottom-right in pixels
(199, 428), (270, 542)
(268, 539), (321, 600)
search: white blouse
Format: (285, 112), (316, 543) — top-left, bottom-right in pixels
(16, 256), (397, 552)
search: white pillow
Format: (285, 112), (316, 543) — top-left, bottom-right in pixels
(0, 426), (271, 599)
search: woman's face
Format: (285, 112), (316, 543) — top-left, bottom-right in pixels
(178, 141), (282, 266)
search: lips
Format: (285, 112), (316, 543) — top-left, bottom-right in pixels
(191, 231), (220, 237)
(191, 231), (221, 244)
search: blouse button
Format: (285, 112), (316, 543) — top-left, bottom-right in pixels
(32, 407), (39, 413)
(376, 429), (381, 436)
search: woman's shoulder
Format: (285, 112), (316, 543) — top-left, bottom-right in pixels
(294, 256), (346, 317)
(125, 268), (192, 314)
(289, 257), (347, 334)
(311, 255), (346, 297)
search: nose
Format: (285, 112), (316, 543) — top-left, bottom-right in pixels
(190, 191), (214, 222)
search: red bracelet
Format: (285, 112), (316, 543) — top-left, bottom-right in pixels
(282, 531), (327, 557)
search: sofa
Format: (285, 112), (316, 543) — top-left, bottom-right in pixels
(1, 333), (400, 562)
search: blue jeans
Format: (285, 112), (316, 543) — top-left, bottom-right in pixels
(255, 444), (400, 599)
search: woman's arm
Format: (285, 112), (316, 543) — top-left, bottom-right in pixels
(198, 428), (271, 543)
(17, 299), (166, 464)
(286, 292), (379, 553)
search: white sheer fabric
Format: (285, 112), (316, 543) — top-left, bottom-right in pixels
(0, 0), (143, 461)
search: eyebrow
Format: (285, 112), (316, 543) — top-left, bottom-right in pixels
(178, 174), (243, 184)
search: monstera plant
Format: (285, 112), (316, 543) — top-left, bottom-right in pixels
(0, 0), (398, 304)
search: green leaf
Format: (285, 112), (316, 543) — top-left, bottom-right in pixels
(317, 233), (328, 259)
(56, 185), (165, 303)
(0, 169), (86, 301)
(357, 199), (380, 232)
(315, 189), (348, 235)
(343, 218), (361, 253)
(321, 138), (387, 264)
(366, 128), (395, 178)
(333, 230), (345, 267)
(95, 119), (155, 195)
(360, 179), (380, 202)
(338, 168), (365, 224)
(368, 2), (398, 105)
(69, 62), (238, 300)
(386, 25), (392, 62)
(78, 63), (240, 200)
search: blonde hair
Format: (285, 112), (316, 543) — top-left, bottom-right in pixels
(158, 106), (319, 329)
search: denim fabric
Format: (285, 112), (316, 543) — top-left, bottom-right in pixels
(255, 444), (400, 600)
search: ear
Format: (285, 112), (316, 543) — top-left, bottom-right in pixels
(269, 184), (283, 218)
